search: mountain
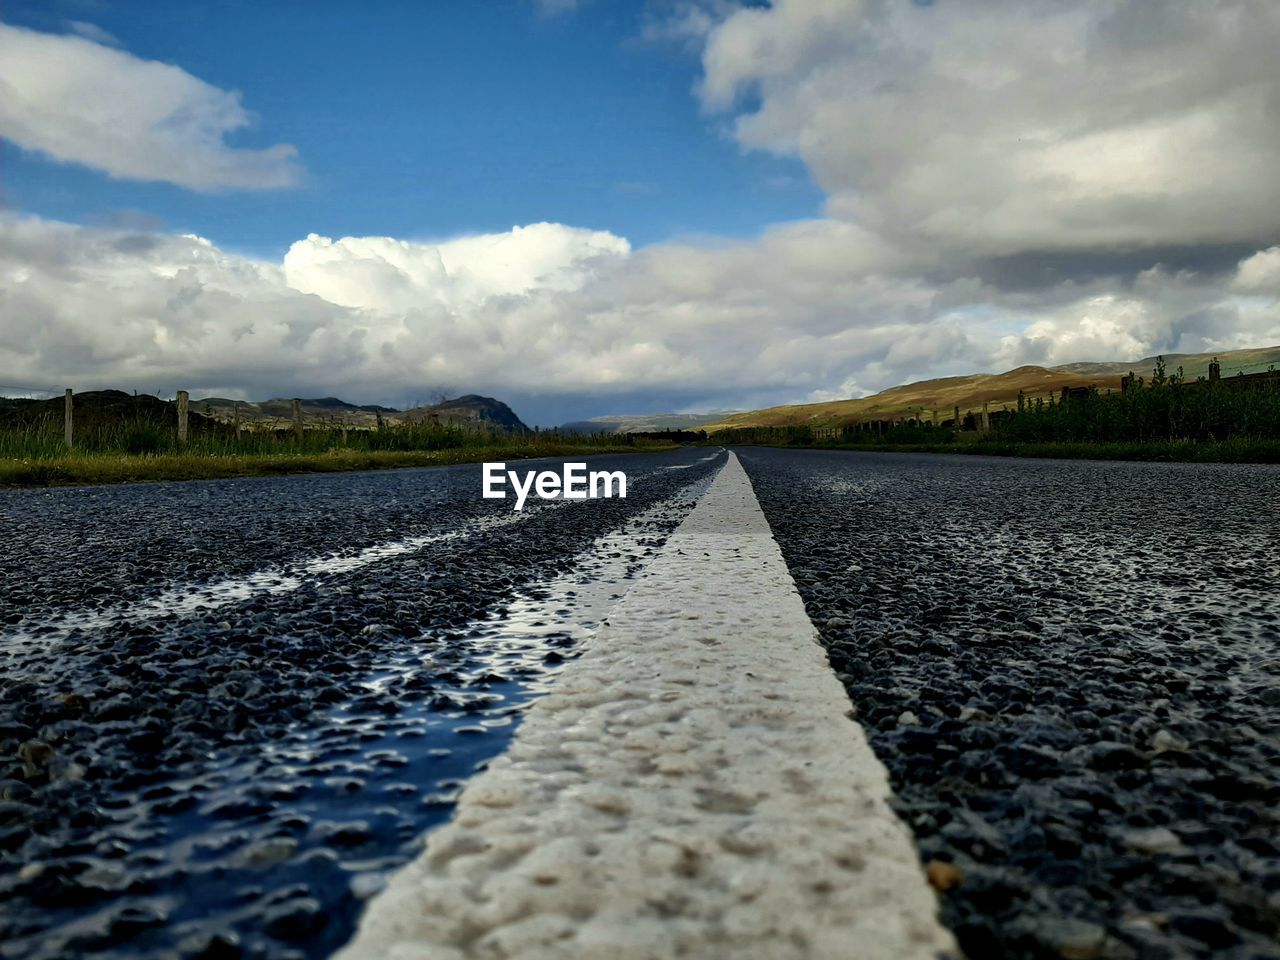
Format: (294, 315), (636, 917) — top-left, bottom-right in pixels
(0, 389), (213, 425)
(198, 393), (530, 431)
(402, 394), (530, 432)
(0, 390), (226, 444)
(701, 345), (1280, 432)
(558, 412), (736, 435)
(193, 396), (400, 427)
(0, 390), (533, 434)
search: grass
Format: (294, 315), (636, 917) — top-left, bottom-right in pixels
(0, 440), (670, 488)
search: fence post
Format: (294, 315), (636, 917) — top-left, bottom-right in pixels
(64, 388), (73, 450)
(292, 399), (304, 443)
(981, 401), (990, 434)
(232, 400), (241, 439)
(176, 390), (189, 444)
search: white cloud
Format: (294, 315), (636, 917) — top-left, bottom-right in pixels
(995, 295), (1166, 368)
(4, 214), (1278, 420)
(642, 0), (740, 47)
(701, 0), (1280, 256)
(65, 21), (121, 47)
(282, 224), (631, 314)
(1235, 246), (1280, 295)
(0, 23), (300, 190)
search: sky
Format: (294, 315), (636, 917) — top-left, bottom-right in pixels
(2, 0), (1279, 425)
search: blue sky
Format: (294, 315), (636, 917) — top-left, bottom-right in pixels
(3, 0), (820, 258)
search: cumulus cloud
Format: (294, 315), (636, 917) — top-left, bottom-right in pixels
(642, 0), (740, 47)
(0, 214), (929, 407)
(0, 23), (300, 190)
(4, 214), (1278, 420)
(282, 225), (631, 314)
(701, 0), (1280, 258)
(65, 21), (121, 47)
(1235, 246), (1280, 295)
(995, 295), (1167, 368)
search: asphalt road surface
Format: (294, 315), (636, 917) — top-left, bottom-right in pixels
(2, 447), (1277, 960)
(0, 448), (725, 960)
(739, 448), (1280, 960)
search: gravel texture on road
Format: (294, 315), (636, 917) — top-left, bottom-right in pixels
(738, 447), (1280, 960)
(0, 449), (724, 960)
(337, 452), (956, 960)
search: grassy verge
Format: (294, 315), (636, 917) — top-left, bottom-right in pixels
(725, 438), (1280, 464)
(0, 442), (671, 488)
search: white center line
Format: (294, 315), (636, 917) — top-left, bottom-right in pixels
(3, 505), (560, 651)
(337, 452), (956, 960)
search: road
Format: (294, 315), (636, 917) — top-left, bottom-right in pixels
(2, 447), (1278, 959)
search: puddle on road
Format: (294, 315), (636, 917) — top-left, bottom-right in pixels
(1, 479), (712, 960)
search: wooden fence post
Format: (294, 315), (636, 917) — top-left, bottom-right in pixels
(176, 390), (189, 444)
(232, 400), (241, 439)
(981, 401), (990, 434)
(64, 389), (73, 450)
(292, 399), (304, 442)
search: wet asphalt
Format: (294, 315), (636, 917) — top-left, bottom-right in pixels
(0, 448), (724, 960)
(2, 446), (1278, 960)
(740, 447), (1280, 960)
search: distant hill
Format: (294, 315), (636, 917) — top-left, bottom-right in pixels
(192, 395), (399, 427)
(1, 389), (189, 420)
(0, 389), (221, 434)
(702, 344), (1280, 432)
(559, 412), (735, 435)
(402, 394), (530, 432)
(0, 390), (533, 434)
(193, 394), (531, 432)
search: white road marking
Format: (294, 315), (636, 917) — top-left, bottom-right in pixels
(659, 451), (723, 469)
(3, 506), (558, 650)
(337, 452), (956, 960)
(3, 458), (710, 652)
